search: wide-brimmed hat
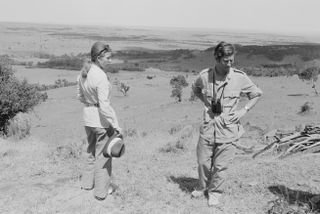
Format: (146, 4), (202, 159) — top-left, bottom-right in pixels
(103, 133), (125, 158)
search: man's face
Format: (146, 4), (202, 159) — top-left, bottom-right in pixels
(218, 55), (234, 69)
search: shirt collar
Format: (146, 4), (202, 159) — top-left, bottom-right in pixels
(226, 67), (234, 81)
(214, 67), (234, 85)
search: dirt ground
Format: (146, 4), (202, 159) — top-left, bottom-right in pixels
(1, 68), (320, 214)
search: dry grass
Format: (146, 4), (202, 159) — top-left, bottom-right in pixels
(160, 125), (196, 153)
(6, 112), (31, 140)
(267, 186), (320, 214)
(298, 101), (314, 115)
(1, 71), (320, 213)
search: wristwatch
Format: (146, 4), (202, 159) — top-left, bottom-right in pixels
(244, 106), (250, 112)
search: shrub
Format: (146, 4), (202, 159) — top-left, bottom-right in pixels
(161, 125), (195, 153)
(298, 101), (313, 115)
(119, 82), (130, 96)
(0, 61), (47, 135)
(6, 112), (31, 139)
(242, 66), (298, 77)
(141, 131), (148, 137)
(298, 66), (319, 95)
(37, 54), (84, 70)
(168, 124), (183, 135)
(159, 139), (187, 153)
(32, 79), (77, 91)
(170, 75), (188, 102)
(146, 75), (155, 80)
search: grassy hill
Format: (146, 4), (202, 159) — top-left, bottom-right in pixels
(1, 69), (320, 213)
(113, 44), (320, 76)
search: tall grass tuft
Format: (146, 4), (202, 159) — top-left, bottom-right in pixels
(6, 112), (31, 140)
(160, 125), (195, 153)
(298, 101), (313, 115)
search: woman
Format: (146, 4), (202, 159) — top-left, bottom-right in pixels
(77, 41), (122, 200)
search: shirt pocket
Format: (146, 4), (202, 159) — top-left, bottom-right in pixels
(223, 90), (240, 108)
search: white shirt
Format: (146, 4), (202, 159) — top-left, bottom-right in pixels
(192, 67), (262, 143)
(77, 63), (120, 130)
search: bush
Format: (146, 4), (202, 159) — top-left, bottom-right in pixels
(37, 54), (84, 70)
(118, 82), (130, 96)
(242, 66), (298, 77)
(298, 101), (313, 115)
(0, 61), (47, 135)
(32, 79), (77, 91)
(159, 141), (183, 153)
(161, 125), (195, 153)
(6, 112), (31, 139)
(298, 66), (319, 95)
(146, 75), (155, 80)
(170, 75), (188, 102)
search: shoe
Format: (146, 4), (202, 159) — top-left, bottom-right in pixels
(107, 183), (118, 195)
(94, 196), (105, 201)
(81, 186), (93, 191)
(207, 192), (221, 207)
(191, 189), (205, 198)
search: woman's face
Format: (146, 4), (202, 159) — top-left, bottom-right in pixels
(97, 51), (112, 69)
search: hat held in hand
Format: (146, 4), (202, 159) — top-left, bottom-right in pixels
(103, 130), (125, 158)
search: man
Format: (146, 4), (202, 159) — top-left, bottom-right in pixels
(77, 42), (122, 200)
(191, 41), (262, 206)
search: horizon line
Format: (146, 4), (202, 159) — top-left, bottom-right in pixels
(1, 20), (319, 38)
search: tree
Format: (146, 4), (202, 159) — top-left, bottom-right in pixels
(170, 75), (188, 102)
(298, 66), (319, 95)
(0, 59), (47, 135)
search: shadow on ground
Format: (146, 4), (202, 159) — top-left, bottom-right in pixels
(168, 176), (198, 193)
(268, 185), (320, 212)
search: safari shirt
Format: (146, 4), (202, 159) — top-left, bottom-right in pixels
(77, 63), (120, 130)
(193, 67), (262, 143)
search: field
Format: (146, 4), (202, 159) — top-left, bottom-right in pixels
(1, 22), (320, 214)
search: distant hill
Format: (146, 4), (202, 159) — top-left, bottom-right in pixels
(114, 44), (320, 76)
(11, 43), (320, 77)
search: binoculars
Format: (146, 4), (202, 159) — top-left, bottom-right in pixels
(211, 99), (222, 114)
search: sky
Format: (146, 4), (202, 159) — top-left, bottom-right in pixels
(1, 0), (320, 36)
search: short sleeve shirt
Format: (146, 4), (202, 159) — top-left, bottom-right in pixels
(193, 67), (262, 143)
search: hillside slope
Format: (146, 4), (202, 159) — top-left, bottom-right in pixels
(1, 69), (320, 213)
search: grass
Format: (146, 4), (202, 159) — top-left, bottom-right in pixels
(298, 101), (313, 115)
(267, 185), (320, 214)
(160, 125), (196, 153)
(159, 140), (185, 153)
(1, 64), (320, 213)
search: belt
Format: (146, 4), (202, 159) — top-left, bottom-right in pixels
(85, 103), (99, 107)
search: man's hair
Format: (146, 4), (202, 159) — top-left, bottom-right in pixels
(213, 41), (235, 60)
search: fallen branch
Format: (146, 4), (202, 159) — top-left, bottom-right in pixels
(253, 124), (320, 159)
(253, 132), (302, 158)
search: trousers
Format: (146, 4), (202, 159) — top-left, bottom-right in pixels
(196, 121), (238, 193)
(81, 126), (112, 198)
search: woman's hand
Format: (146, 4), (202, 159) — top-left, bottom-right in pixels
(228, 108), (247, 123)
